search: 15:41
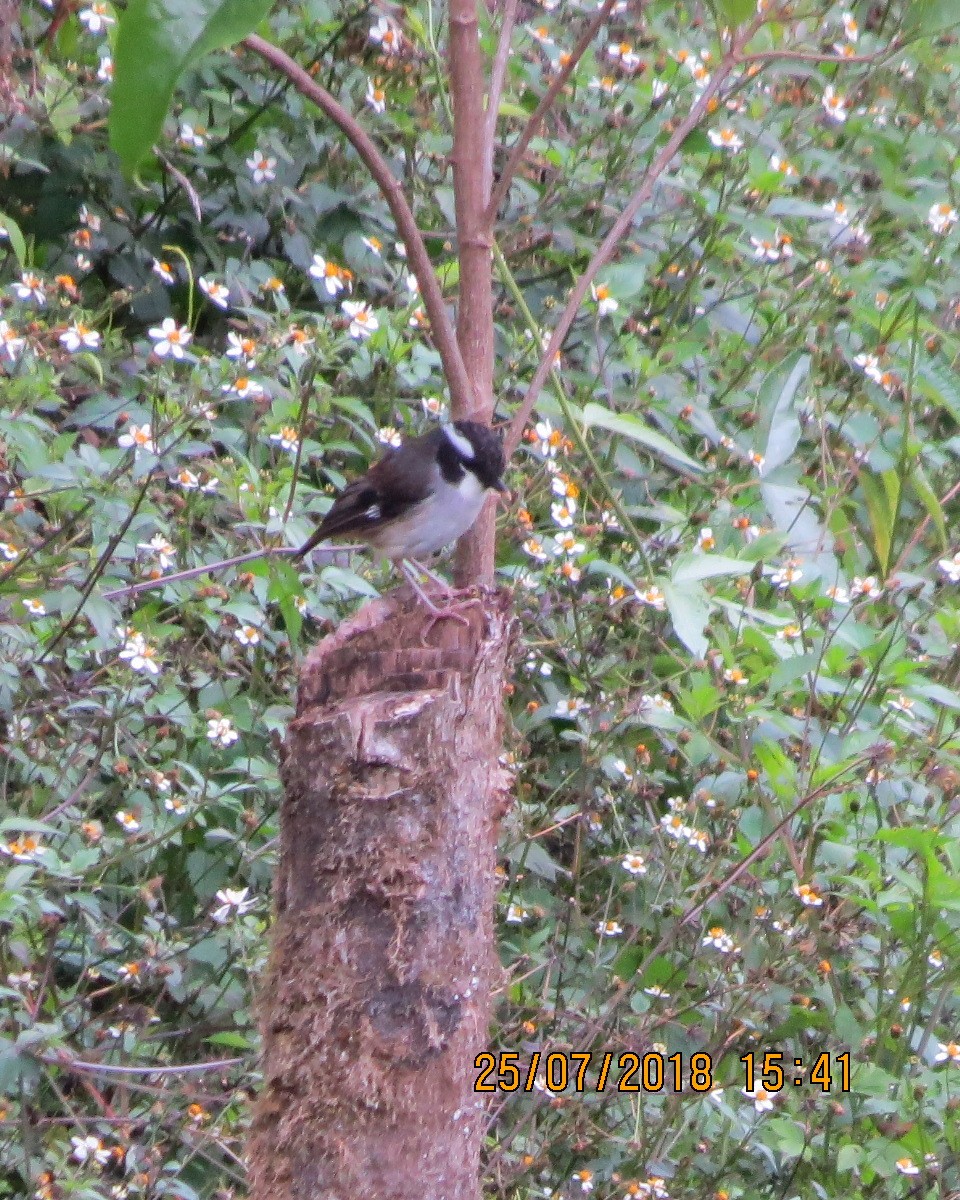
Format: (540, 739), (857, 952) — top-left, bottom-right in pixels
(741, 1050), (851, 1092)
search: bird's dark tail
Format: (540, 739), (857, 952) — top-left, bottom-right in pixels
(292, 526), (327, 560)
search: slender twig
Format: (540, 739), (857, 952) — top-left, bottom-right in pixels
(485, 0), (518, 149)
(485, 0), (622, 223)
(46, 1052), (245, 1077)
(283, 362), (318, 524)
(892, 478), (960, 577)
(492, 239), (652, 565)
(504, 17), (762, 459)
(154, 149), (202, 222)
(101, 547), (299, 601)
(677, 756), (869, 929)
(242, 33), (473, 416)
(36, 474), (153, 664)
(741, 43), (902, 65)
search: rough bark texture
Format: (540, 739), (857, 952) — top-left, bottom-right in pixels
(0, 0), (22, 116)
(249, 587), (517, 1200)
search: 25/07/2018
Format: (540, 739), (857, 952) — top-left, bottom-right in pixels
(474, 1051), (716, 1094)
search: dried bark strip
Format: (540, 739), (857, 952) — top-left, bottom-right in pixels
(249, 589), (517, 1200)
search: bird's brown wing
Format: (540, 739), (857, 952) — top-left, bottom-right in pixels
(294, 439), (440, 558)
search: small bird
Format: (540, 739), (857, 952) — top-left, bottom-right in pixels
(294, 420), (508, 614)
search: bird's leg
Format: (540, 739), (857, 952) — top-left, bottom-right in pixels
(397, 559), (474, 632)
(406, 557), (452, 591)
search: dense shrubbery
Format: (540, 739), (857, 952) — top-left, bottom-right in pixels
(2, 1), (960, 1197)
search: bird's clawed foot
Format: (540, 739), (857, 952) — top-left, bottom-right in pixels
(398, 560), (480, 639)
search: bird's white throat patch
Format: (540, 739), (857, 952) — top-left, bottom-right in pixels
(442, 423), (476, 460)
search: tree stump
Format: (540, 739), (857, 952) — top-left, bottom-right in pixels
(248, 588), (516, 1200)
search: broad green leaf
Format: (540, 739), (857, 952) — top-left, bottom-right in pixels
(859, 470), (897, 574)
(715, 0), (759, 24)
(110, 0), (272, 174)
(915, 360), (960, 423)
(761, 480), (838, 582)
(836, 1144), (861, 1174)
(582, 404), (703, 472)
(905, 0), (960, 33)
(875, 826), (944, 861)
(0, 213), (27, 267)
(908, 463), (947, 549)
(767, 653), (821, 695)
(761, 353), (809, 473)
(523, 840), (565, 882)
(603, 258), (647, 300)
(679, 128), (713, 156)
(915, 682), (960, 709)
(672, 554), (750, 582)
(753, 740), (796, 795)
(663, 581), (710, 657)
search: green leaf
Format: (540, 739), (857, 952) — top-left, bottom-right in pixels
(875, 826), (944, 862)
(761, 353), (809, 473)
(859, 470), (899, 574)
(915, 360), (960, 423)
(672, 554), (749, 582)
(715, 0), (759, 24)
(110, 0), (272, 174)
(753, 740), (796, 796)
(0, 213), (27, 267)
(581, 404), (703, 473)
(905, 0), (960, 34)
(206, 1031), (255, 1049)
(908, 463), (947, 550)
(603, 258), (647, 300)
(663, 580), (710, 657)
(679, 128), (713, 156)
(765, 1116), (807, 1159)
(837, 1144), (862, 1173)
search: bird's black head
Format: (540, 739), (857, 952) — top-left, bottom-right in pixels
(441, 421), (508, 493)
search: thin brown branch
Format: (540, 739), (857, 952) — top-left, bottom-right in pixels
(485, 0), (622, 224)
(155, 148), (203, 222)
(37, 474), (153, 664)
(101, 547), (299, 600)
(46, 1051), (245, 1076)
(485, 0), (518, 149)
(449, 0), (497, 583)
(504, 20), (762, 459)
(741, 42), (902, 65)
(242, 33), (473, 416)
(677, 755), (869, 929)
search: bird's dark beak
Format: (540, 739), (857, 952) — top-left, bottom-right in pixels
(493, 479), (512, 502)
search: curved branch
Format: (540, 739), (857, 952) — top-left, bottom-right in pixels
(485, 0), (622, 224)
(485, 0), (518, 149)
(503, 21), (762, 459)
(242, 33), (473, 415)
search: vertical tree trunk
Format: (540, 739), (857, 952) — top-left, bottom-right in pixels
(449, 0), (497, 588)
(249, 590), (516, 1200)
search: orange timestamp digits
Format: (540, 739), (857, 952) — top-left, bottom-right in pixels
(474, 1051), (716, 1093)
(741, 1050), (851, 1092)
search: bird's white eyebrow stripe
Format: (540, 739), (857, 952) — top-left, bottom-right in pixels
(442, 423), (475, 460)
